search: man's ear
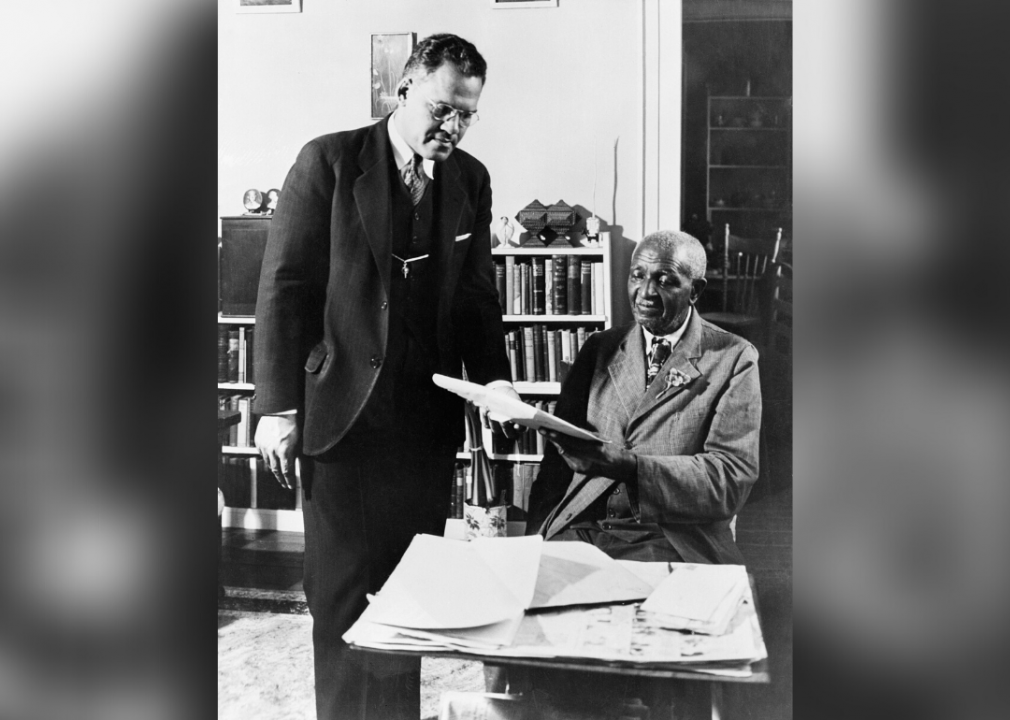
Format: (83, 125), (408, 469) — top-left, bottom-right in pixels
(397, 78), (411, 102)
(690, 277), (707, 304)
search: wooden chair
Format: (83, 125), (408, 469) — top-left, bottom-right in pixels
(701, 224), (782, 346)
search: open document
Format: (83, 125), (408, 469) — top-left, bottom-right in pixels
(432, 374), (607, 443)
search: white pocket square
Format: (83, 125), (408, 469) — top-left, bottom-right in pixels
(455, 233), (471, 242)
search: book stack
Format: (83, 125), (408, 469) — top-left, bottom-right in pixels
(495, 257), (606, 316)
(506, 327), (594, 382)
(218, 325), (255, 383)
(218, 394), (257, 447)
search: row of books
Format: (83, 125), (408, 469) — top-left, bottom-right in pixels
(218, 325), (255, 384)
(496, 256), (606, 316)
(447, 462), (541, 518)
(508, 326), (595, 383)
(219, 394), (257, 447)
(218, 456), (297, 511)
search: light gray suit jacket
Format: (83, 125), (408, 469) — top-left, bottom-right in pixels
(527, 312), (761, 564)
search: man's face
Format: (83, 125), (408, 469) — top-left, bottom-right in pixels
(394, 63), (482, 162)
(627, 242), (704, 335)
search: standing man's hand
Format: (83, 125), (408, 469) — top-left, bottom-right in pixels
(482, 383), (524, 439)
(255, 415), (300, 490)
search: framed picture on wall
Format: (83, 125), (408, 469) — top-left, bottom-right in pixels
(489, 0), (558, 8)
(371, 33), (417, 120)
(235, 0), (302, 14)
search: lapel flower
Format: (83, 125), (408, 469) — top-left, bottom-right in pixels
(660, 368), (692, 396)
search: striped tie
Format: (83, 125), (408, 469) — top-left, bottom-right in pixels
(646, 338), (671, 386)
(401, 154), (429, 206)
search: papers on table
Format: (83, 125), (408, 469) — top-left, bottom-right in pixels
(640, 563), (750, 636)
(343, 536), (768, 676)
(432, 374), (607, 443)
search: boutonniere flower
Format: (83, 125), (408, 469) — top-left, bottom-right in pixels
(659, 368), (692, 396)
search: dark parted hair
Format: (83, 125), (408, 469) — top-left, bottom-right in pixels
(402, 33), (487, 84)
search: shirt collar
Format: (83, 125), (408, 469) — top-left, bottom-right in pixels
(641, 306), (692, 352)
(388, 113), (435, 181)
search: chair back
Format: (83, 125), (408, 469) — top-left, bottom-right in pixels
(719, 224), (782, 316)
(767, 261), (792, 364)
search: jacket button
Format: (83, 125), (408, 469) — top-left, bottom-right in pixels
(370, 356), (382, 369)
(608, 510), (616, 518)
(624, 441), (633, 450)
(380, 301), (388, 310)
(613, 487), (621, 495)
(602, 523), (612, 530)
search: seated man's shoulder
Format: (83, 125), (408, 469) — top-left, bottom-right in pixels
(696, 316), (758, 357)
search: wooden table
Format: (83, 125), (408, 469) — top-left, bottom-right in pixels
(354, 574), (769, 720)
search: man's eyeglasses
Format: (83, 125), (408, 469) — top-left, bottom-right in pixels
(421, 95), (479, 128)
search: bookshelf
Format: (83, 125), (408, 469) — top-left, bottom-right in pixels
(706, 96), (791, 240)
(449, 240), (614, 516)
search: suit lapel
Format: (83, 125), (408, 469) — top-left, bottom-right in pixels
(432, 154), (468, 305)
(630, 311), (704, 425)
(353, 119), (394, 296)
(607, 325), (647, 420)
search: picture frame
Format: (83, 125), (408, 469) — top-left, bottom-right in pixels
(489, 0), (558, 8)
(235, 0), (302, 14)
(371, 32), (417, 120)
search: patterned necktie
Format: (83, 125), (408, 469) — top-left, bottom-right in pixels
(401, 154), (429, 206)
(646, 338), (672, 386)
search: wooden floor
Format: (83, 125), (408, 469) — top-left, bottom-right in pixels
(219, 486), (792, 719)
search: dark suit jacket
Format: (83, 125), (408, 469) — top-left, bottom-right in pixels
(527, 312), (761, 564)
(252, 117), (510, 455)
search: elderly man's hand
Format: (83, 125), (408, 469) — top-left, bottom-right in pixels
(539, 429), (637, 483)
(482, 383), (524, 440)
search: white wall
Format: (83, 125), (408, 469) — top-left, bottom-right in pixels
(219, 0), (682, 321)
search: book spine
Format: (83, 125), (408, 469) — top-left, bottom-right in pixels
(536, 403), (546, 454)
(532, 324), (544, 382)
(577, 326), (588, 351)
(246, 327), (254, 385)
(590, 262), (598, 315)
(567, 256), (581, 315)
(227, 329), (240, 382)
(532, 257), (545, 315)
(595, 259), (606, 318)
(553, 254), (567, 314)
(581, 260), (592, 314)
(505, 256), (515, 315)
(569, 329), (579, 362)
(523, 326), (535, 383)
(544, 258), (554, 315)
(546, 329), (557, 382)
(217, 326), (230, 382)
(496, 261), (507, 313)
(512, 258), (521, 315)
(507, 331), (518, 383)
(238, 327), (247, 383)
(524, 263), (533, 315)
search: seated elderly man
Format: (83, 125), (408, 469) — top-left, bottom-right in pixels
(527, 229), (761, 564)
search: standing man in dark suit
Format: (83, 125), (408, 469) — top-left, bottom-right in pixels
(253, 34), (518, 720)
(528, 230), (761, 565)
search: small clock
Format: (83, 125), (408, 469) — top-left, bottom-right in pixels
(243, 188), (264, 213)
(265, 188), (281, 213)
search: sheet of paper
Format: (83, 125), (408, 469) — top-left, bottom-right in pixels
(432, 374), (607, 443)
(364, 534), (525, 630)
(531, 541), (655, 609)
(616, 560), (674, 592)
(471, 535), (543, 610)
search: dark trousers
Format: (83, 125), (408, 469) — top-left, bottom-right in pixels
(302, 442), (455, 720)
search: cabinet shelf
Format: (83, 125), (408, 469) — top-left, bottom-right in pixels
(709, 164), (788, 170)
(456, 452), (544, 463)
(493, 246), (604, 256)
(219, 382), (254, 391)
(223, 446), (259, 456)
(503, 314), (606, 323)
(219, 314), (255, 324)
(710, 127), (789, 132)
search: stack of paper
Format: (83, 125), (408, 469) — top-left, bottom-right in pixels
(640, 563), (749, 636)
(343, 537), (767, 677)
(343, 534), (655, 652)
